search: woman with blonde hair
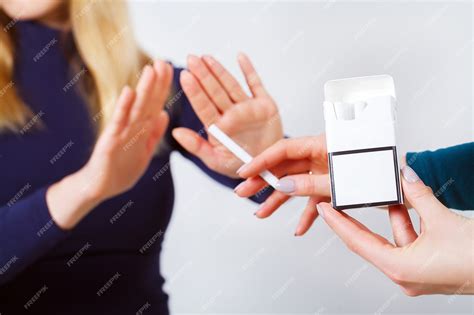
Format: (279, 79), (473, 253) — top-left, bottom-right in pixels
(0, 0), (286, 313)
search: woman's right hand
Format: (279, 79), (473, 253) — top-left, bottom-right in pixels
(317, 166), (474, 296)
(236, 135), (331, 235)
(47, 60), (173, 229)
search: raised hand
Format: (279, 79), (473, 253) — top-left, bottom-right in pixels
(317, 166), (474, 296)
(47, 60), (173, 229)
(172, 53), (284, 178)
(83, 61), (173, 199)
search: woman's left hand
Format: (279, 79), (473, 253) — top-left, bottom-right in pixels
(172, 53), (283, 178)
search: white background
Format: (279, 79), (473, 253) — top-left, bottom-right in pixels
(129, 1), (473, 313)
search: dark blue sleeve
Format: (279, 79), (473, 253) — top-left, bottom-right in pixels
(0, 187), (69, 286)
(406, 142), (474, 210)
(164, 67), (272, 203)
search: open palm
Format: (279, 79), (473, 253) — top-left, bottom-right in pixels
(172, 53), (283, 178)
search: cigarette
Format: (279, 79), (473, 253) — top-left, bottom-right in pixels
(207, 124), (279, 189)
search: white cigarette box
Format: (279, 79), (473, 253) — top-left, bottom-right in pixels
(323, 75), (403, 210)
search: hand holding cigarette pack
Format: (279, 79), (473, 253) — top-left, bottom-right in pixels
(323, 75), (403, 210)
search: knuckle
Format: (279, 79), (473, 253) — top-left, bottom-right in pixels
(401, 287), (420, 297)
(301, 176), (316, 194)
(229, 81), (241, 92)
(410, 185), (433, 200)
(387, 269), (409, 286)
(344, 237), (360, 253)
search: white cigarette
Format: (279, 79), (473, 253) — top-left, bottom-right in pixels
(207, 124), (279, 189)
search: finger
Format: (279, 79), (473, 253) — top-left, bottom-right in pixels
(202, 55), (249, 103)
(172, 127), (218, 170)
(130, 65), (156, 122)
(388, 204), (418, 247)
(110, 85), (136, 135)
(187, 55), (233, 112)
(218, 99), (278, 135)
(318, 202), (396, 270)
(237, 52), (268, 97)
(235, 160), (312, 197)
(147, 111), (169, 154)
(295, 197), (320, 236)
(400, 165), (446, 223)
(275, 174), (331, 197)
(238, 136), (327, 178)
(180, 70), (220, 126)
(254, 191), (291, 218)
(153, 60), (174, 112)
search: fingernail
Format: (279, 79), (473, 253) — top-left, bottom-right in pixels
(401, 165), (420, 183)
(316, 204), (324, 219)
(275, 178), (295, 194)
(294, 227), (301, 237)
(236, 163), (248, 175)
(254, 202), (267, 218)
(234, 182), (245, 193)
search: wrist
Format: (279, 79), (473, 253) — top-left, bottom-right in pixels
(76, 163), (108, 203)
(47, 168), (105, 230)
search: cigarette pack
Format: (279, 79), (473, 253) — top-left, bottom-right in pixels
(323, 75), (403, 210)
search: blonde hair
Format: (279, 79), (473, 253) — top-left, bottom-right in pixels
(0, 0), (149, 133)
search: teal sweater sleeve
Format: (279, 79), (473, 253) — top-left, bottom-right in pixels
(406, 142), (474, 210)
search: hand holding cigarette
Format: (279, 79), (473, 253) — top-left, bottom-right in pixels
(236, 135), (331, 236)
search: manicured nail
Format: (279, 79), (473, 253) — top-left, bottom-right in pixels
(234, 182), (245, 193)
(236, 163), (248, 175)
(316, 204), (324, 219)
(275, 178), (295, 194)
(401, 165), (420, 183)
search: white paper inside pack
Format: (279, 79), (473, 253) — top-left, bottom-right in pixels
(323, 75), (403, 210)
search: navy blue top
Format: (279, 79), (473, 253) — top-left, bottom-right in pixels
(0, 21), (268, 314)
(407, 142), (474, 210)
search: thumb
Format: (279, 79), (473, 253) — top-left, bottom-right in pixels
(172, 127), (217, 169)
(275, 174), (331, 197)
(400, 165), (447, 223)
